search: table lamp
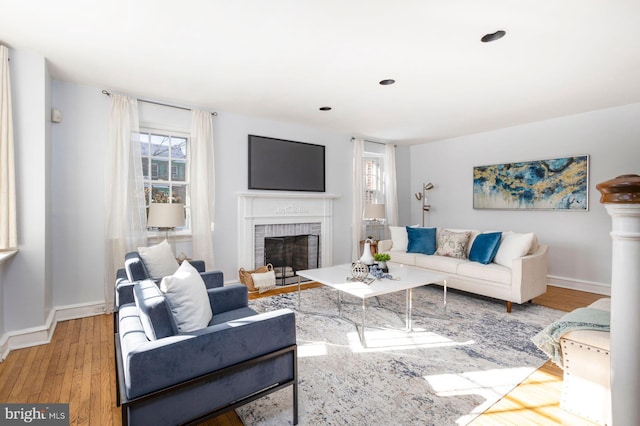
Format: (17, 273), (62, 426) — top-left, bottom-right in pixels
(147, 203), (185, 253)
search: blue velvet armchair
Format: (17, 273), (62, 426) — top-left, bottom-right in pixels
(115, 251), (223, 308)
(115, 279), (298, 425)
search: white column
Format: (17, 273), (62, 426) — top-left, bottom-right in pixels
(605, 204), (640, 425)
(598, 174), (640, 425)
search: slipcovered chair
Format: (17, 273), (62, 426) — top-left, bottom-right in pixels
(116, 278), (298, 425)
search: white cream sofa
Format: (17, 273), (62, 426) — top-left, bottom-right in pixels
(559, 298), (611, 425)
(378, 228), (548, 312)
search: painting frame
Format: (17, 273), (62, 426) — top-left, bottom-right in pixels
(473, 155), (590, 211)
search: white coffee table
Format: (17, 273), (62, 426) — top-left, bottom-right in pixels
(296, 263), (447, 347)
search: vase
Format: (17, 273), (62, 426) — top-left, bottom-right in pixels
(377, 261), (387, 270)
(360, 239), (375, 265)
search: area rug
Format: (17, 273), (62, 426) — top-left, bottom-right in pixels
(237, 285), (564, 425)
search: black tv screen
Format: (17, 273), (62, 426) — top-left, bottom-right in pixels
(248, 135), (326, 192)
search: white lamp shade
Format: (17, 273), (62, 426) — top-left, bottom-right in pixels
(147, 203), (185, 228)
(363, 203), (385, 220)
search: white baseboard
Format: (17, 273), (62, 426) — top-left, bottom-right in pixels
(0, 300), (106, 361)
(548, 275), (611, 296)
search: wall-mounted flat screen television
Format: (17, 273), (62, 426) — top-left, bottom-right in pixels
(248, 135), (326, 192)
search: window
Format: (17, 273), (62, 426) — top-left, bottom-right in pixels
(362, 144), (387, 240)
(363, 152), (384, 205)
(139, 127), (190, 232)
(363, 157), (382, 204)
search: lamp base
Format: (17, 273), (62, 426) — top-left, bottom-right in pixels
(158, 227), (177, 256)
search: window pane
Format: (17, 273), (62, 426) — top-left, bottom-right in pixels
(172, 159), (186, 182)
(150, 134), (171, 158)
(139, 134), (150, 157)
(171, 185), (187, 204)
(144, 183), (151, 206)
(152, 159), (169, 180)
(142, 157), (149, 178)
(151, 184), (171, 203)
(171, 137), (187, 160)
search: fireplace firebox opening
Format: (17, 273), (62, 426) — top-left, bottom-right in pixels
(264, 234), (319, 286)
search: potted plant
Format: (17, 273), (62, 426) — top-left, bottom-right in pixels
(373, 253), (391, 270)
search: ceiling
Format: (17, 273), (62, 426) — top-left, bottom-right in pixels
(2, 0), (640, 145)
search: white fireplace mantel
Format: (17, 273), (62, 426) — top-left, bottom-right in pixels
(237, 192), (341, 272)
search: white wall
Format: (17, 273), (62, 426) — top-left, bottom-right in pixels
(407, 103), (640, 293)
(3, 48), (52, 330)
(51, 81), (108, 306)
(50, 81), (353, 310)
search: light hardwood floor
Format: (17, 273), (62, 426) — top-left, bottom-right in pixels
(0, 285), (606, 425)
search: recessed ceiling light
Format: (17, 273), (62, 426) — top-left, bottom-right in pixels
(379, 79), (396, 85)
(319, 106), (332, 111)
(481, 30), (506, 43)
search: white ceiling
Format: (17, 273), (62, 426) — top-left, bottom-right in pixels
(2, 0), (640, 145)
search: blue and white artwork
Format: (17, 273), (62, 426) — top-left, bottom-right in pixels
(473, 155), (589, 210)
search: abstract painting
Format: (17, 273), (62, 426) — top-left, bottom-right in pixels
(473, 155), (589, 210)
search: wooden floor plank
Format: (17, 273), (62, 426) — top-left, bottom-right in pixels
(25, 342), (51, 399)
(0, 344), (28, 401)
(77, 323), (95, 425)
(56, 341), (78, 405)
(68, 322), (89, 425)
(0, 285), (608, 426)
(39, 320), (71, 401)
(7, 344), (39, 402)
(34, 331), (64, 403)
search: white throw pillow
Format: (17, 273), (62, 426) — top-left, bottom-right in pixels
(138, 239), (179, 279)
(389, 225), (419, 251)
(388, 226), (408, 251)
(493, 232), (535, 268)
(160, 261), (212, 332)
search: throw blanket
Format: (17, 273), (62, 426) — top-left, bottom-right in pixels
(531, 307), (610, 367)
(251, 270), (277, 294)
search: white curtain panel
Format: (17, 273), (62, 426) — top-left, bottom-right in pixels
(103, 94), (147, 311)
(0, 45), (17, 250)
(189, 110), (215, 269)
(384, 143), (399, 226)
(351, 138), (365, 261)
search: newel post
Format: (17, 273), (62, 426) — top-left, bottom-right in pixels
(596, 174), (640, 425)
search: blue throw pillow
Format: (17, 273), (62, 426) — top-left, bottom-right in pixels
(469, 232), (503, 264)
(406, 227), (437, 255)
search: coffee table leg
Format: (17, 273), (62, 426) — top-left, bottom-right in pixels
(297, 276), (301, 310)
(443, 279), (447, 313)
(361, 298), (367, 348)
(405, 288), (413, 332)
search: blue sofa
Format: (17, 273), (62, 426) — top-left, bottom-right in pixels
(115, 279), (298, 425)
